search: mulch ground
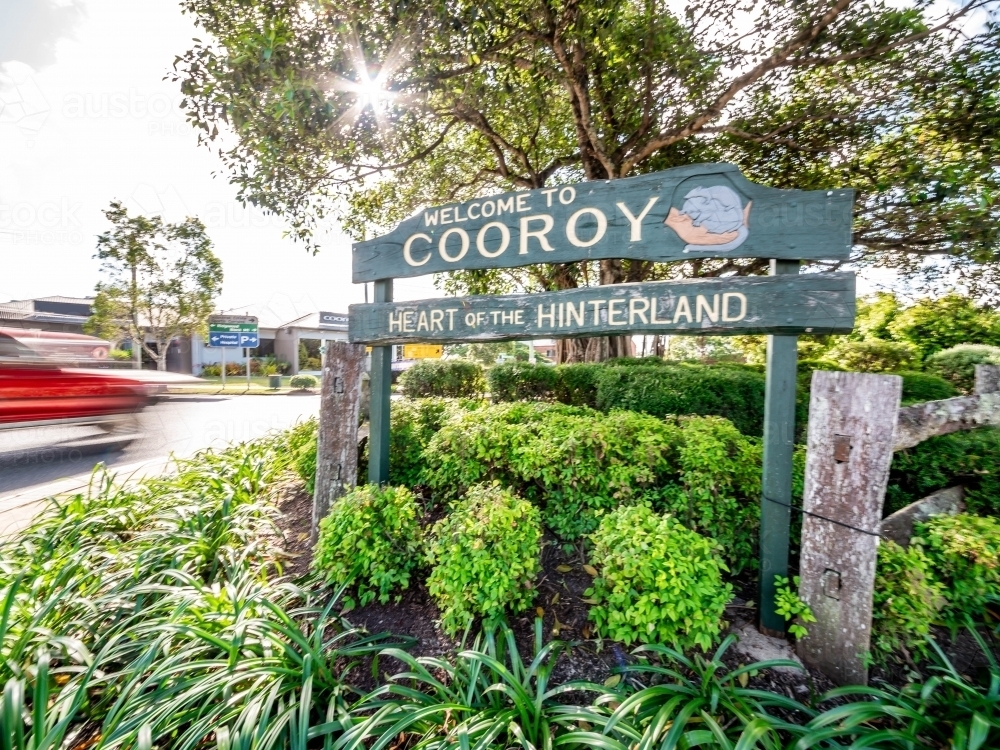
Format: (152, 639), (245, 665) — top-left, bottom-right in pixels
(270, 473), (991, 697)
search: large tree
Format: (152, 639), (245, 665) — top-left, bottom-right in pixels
(174, 0), (1000, 359)
(85, 201), (223, 371)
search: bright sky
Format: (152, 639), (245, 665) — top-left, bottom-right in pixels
(0, 0), (923, 319)
(0, 0), (440, 321)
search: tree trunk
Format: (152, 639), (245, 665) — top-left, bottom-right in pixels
(554, 259), (634, 363)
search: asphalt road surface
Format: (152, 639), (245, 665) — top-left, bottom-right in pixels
(0, 394), (320, 500)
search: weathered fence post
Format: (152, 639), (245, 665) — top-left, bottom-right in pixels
(797, 371), (902, 685)
(311, 341), (366, 541)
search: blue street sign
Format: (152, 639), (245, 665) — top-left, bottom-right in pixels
(239, 332), (260, 348)
(208, 332), (242, 347)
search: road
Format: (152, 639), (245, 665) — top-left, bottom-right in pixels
(0, 394), (320, 534)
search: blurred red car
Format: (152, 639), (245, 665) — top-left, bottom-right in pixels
(0, 364), (150, 431)
(0, 332), (148, 431)
(0, 326), (111, 360)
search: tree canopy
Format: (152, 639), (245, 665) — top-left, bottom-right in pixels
(85, 201), (223, 371)
(173, 0), (1000, 360)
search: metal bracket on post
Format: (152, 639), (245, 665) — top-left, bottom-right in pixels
(759, 258), (799, 637)
(368, 279), (393, 485)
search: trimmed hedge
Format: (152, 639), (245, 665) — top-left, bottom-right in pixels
(594, 364), (766, 437)
(897, 371), (958, 403)
(486, 361), (560, 402)
(398, 360), (485, 398)
(489, 361), (767, 436)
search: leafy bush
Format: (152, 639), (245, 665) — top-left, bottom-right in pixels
(824, 338), (918, 372)
(898, 370), (959, 403)
(586, 504), (732, 650)
(886, 427), (1000, 516)
(356, 397), (483, 487)
(593, 364), (766, 436)
(109, 348), (132, 361)
(398, 359), (484, 398)
(888, 292), (1000, 359)
(774, 575), (816, 639)
(312, 484), (423, 607)
(290, 373), (318, 389)
(426, 485), (542, 635)
(486, 360), (559, 401)
(872, 540), (946, 661)
(422, 401), (586, 502)
(916, 513), (1000, 628)
(423, 404), (762, 569)
(924, 344), (1000, 393)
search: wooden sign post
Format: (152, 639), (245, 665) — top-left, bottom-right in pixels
(348, 163), (856, 634)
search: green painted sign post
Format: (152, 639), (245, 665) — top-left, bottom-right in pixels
(348, 163), (856, 637)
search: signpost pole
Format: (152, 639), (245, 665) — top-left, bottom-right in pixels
(246, 348), (251, 390)
(221, 348), (226, 388)
(368, 279), (393, 485)
(759, 259), (800, 636)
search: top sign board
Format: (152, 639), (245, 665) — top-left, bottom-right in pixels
(352, 163), (854, 283)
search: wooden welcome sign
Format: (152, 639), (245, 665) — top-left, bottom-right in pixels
(347, 162), (857, 639)
(352, 163), (853, 282)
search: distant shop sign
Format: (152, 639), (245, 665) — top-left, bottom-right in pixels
(318, 312), (350, 328)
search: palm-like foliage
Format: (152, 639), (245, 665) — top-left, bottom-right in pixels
(338, 619), (609, 750)
(797, 629), (1000, 749)
(584, 635), (814, 750)
(0, 428), (401, 750)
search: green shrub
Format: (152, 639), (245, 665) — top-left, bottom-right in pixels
(423, 404), (762, 569)
(898, 371), (959, 403)
(426, 485), (542, 635)
(886, 427), (1000, 516)
(593, 364), (766, 436)
(923, 344), (1000, 394)
(312, 484), (423, 607)
(289, 374), (318, 389)
(586, 504), (732, 650)
(872, 541), (946, 661)
(650, 416), (762, 571)
(487, 361), (560, 401)
(916, 513), (1000, 628)
(773, 576), (816, 639)
(422, 401), (587, 502)
(359, 397), (481, 487)
(398, 360), (484, 398)
(824, 339), (917, 372)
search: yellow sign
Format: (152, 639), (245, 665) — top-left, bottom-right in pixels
(403, 344), (444, 360)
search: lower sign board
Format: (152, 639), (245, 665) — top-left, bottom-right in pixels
(349, 272), (855, 345)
